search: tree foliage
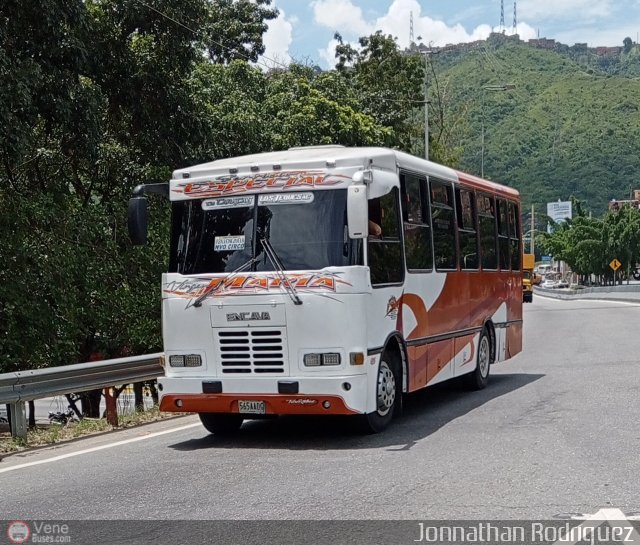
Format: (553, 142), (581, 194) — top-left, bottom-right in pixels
(0, 3), (424, 373)
(537, 203), (640, 283)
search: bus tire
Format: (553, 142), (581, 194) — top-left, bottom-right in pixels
(199, 413), (244, 435)
(360, 351), (400, 433)
(464, 329), (491, 390)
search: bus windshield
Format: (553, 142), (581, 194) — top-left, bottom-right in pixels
(169, 189), (362, 275)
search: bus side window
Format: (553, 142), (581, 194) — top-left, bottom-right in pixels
(496, 198), (510, 270)
(456, 188), (479, 270)
(478, 193), (498, 270)
(368, 188), (404, 285)
(508, 201), (521, 270)
(400, 173), (433, 271)
(430, 179), (457, 270)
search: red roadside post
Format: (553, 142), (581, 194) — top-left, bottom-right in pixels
(104, 387), (118, 427)
(90, 351), (118, 427)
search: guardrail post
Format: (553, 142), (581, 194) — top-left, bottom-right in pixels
(9, 401), (27, 439)
(104, 387), (118, 427)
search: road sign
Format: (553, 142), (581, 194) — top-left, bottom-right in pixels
(610, 258), (621, 271)
(541, 255), (551, 262)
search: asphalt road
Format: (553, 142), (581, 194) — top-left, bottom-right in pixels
(2, 295), (639, 524)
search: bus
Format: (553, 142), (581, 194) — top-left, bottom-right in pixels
(128, 146), (523, 434)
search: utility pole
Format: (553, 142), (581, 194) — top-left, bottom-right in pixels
(530, 204), (535, 255)
(424, 51), (429, 160)
(420, 48), (440, 161)
(422, 51), (431, 161)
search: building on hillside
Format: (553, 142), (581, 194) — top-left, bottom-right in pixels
(528, 38), (556, 49)
(595, 46), (623, 56)
(609, 196), (640, 212)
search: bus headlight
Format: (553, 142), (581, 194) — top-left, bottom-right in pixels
(322, 353), (341, 366)
(185, 354), (202, 367)
(169, 354), (203, 367)
(303, 353), (322, 367)
(303, 353), (341, 366)
(169, 355), (185, 367)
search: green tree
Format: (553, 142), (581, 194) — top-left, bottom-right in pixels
(335, 32), (424, 153)
(0, 0), (281, 380)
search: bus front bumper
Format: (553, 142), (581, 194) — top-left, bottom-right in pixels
(158, 375), (368, 416)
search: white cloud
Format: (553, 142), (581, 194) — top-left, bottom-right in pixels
(314, 0), (537, 67)
(259, 6), (294, 69)
(311, 0), (372, 36)
(319, 37), (342, 68)
(518, 0), (613, 22)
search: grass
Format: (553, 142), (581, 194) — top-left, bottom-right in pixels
(0, 406), (181, 456)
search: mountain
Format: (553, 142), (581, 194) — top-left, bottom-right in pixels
(430, 34), (640, 215)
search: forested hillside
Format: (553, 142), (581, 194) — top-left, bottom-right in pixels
(1, 0), (639, 372)
(430, 35), (640, 213)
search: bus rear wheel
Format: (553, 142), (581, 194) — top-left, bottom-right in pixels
(199, 413), (244, 435)
(361, 352), (400, 433)
(464, 329), (491, 390)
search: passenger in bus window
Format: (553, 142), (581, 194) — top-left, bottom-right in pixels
(368, 198), (383, 237)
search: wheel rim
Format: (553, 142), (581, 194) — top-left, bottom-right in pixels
(478, 335), (490, 378)
(376, 360), (396, 416)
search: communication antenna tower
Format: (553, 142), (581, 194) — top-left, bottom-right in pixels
(500, 0), (505, 32)
(410, 11), (414, 45)
(512, 1), (518, 34)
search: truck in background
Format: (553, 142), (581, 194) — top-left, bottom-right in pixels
(523, 254), (535, 303)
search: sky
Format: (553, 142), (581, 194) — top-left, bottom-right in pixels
(258, 0), (640, 68)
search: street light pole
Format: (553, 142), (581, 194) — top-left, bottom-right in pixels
(530, 204), (535, 255)
(481, 89), (485, 177)
(424, 51), (429, 161)
(421, 49), (439, 161)
(480, 84), (515, 178)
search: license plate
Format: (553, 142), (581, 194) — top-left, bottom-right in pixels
(238, 400), (266, 414)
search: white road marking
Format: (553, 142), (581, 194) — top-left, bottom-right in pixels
(0, 422), (201, 474)
(573, 298), (640, 306)
(536, 295), (640, 306)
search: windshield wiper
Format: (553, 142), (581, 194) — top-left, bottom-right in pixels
(192, 256), (258, 308)
(260, 237), (303, 306)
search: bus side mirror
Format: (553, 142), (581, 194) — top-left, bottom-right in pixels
(347, 185), (368, 239)
(128, 196), (148, 246)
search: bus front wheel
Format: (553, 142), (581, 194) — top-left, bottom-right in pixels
(464, 329), (491, 390)
(361, 352), (400, 433)
(199, 413), (244, 435)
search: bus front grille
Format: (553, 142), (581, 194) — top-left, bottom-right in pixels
(216, 329), (286, 374)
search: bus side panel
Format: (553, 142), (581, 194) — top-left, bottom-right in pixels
(426, 339), (453, 386)
(453, 333), (478, 377)
(407, 345), (428, 392)
(507, 322), (523, 358)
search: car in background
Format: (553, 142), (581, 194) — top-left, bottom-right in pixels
(541, 272), (569, 289)
(536, 264), (552, 276)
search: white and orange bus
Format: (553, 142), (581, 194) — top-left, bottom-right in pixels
(129, 146), (523, 433)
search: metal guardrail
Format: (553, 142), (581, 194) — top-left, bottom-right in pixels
(0, 353), (164, 439)
(534, 284), (640, 302)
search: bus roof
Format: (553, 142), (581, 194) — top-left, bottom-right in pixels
(171, 146), (518, 200)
